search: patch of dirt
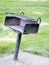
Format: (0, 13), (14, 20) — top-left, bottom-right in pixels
(0, 51), (49, 65)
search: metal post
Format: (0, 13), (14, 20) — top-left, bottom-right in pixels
(14, 32), (22, 60)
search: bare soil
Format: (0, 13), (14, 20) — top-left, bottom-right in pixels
(0, 51), (49, 65)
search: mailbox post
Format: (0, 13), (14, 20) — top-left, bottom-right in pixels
(4, 12), (41, 60)
(14, 33), (22, 60)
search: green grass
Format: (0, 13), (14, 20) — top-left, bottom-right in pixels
(0, 39), (15, 54)
(20, 25), (49, 57)
(0, 25), (49, 57)
(0, 1), (49, 57)
(0, 1), (49, 23)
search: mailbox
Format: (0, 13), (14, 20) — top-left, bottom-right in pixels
(4, 14), (41, 34)
(4, 12), (41, 60)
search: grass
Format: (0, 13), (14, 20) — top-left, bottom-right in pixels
(20, 25), (49, 57)
(0, 1), (49, 23)
(0, 25), (49, 57)
(0, 39), (15, 54)
(0, 1), (49, 57)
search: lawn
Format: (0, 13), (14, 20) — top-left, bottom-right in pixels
(0, 0), (49, 57)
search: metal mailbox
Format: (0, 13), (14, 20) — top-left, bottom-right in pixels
(4, 12), (41, 60)
(4, 14), (41, 34)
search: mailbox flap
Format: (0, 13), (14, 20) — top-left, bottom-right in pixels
(24, 24), (39, 34)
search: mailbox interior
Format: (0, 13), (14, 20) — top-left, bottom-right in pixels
(4, 16), (21, 26)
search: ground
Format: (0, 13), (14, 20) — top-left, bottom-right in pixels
(0, 51), (49, 65)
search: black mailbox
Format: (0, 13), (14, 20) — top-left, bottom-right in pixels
(4, 12), (41, 60)
(4, 14), (41, 34)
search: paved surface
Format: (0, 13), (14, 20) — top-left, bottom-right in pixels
(0, 51), (49, 65)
